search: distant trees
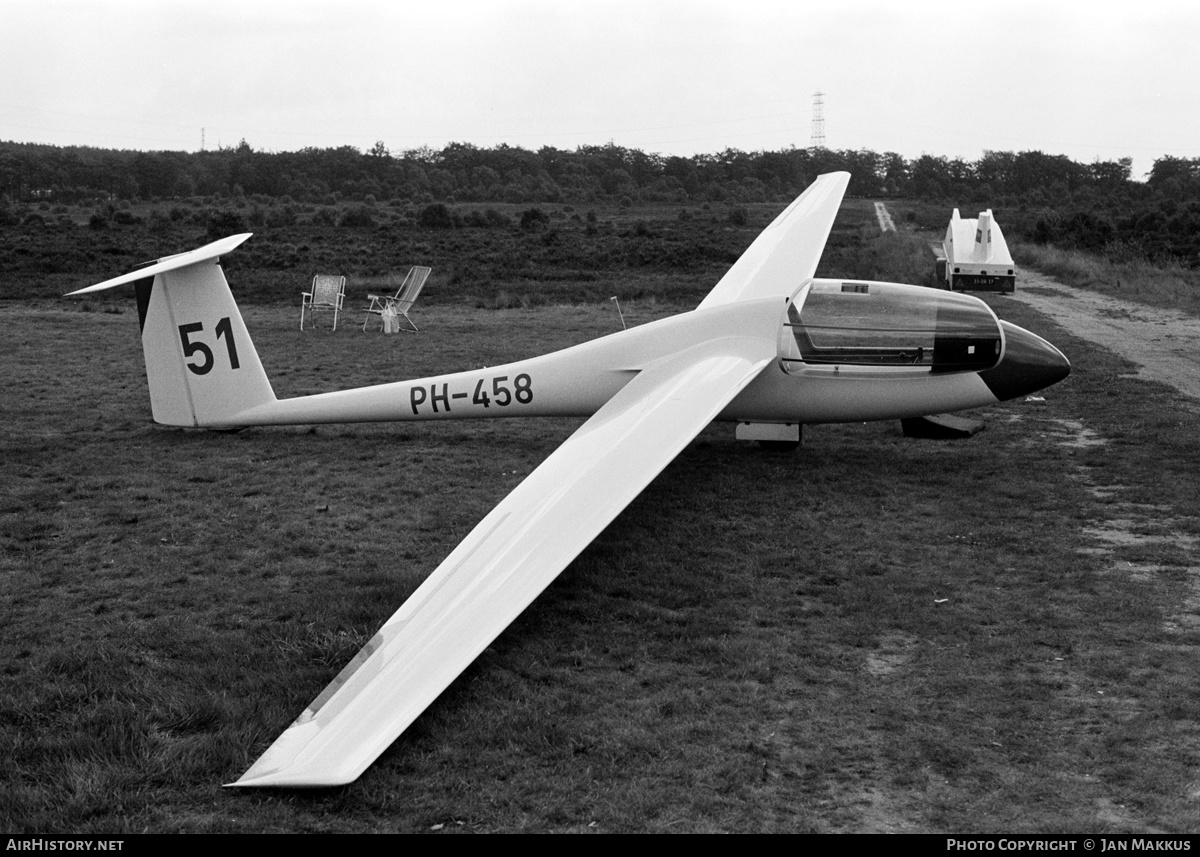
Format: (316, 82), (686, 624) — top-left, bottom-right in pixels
(0, 138), (1169, 210)
(2, 138), (1198, 265)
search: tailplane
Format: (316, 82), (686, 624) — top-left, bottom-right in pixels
(68, 234), (276, 427)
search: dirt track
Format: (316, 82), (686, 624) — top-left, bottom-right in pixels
(1005, 269), (1200, 403)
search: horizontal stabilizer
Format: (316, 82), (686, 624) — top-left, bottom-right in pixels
(67, 233), (253, 295)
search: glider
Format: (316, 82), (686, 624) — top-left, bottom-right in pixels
(70, 173), (1070, 787)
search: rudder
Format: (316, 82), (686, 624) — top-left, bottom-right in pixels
(70, 234), (276, 428)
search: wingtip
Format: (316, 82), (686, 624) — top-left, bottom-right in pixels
(225, 767), (358, 789)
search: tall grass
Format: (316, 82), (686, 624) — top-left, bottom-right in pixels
(816, 201), (941, 287)
(1012, 240), (1200, 316)
(845, 229), (940, 287)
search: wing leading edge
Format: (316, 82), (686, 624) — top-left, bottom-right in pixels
(231, 321), (779, 787)
(697, 171), (849, 310)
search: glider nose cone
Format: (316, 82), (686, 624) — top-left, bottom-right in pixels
(979, 321), (1070, 401)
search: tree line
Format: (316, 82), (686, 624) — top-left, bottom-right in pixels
(0, 138), (1152, 204)
(2, 139), (1199, 264)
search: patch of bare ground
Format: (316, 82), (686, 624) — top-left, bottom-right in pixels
(864, 631), (918, 678)
(1002, 270), (1200, 642)
(1076, 451), (1199, 634)
(1005, 270), (1200, 404)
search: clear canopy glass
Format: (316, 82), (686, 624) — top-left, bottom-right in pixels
(782, 280), (1002, 373)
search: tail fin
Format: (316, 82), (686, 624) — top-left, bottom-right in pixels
(974, 209), (994, 262)
(69, 234), (276, 428)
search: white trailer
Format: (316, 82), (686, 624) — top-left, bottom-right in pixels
(936, 208), (1016, 293)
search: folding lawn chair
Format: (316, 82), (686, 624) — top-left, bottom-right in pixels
(362, 266), (431, 332)
(300, 274), (346, 331)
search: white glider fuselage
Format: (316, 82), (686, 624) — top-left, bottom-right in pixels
(228, 279), (1063, 431)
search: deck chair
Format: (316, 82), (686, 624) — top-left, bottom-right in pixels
(362, 266), (431, 332)
(301, 274), (346, 331)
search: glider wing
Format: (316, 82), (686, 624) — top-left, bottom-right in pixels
(697, 171), (849, 310)
(232, 329), (778, 787)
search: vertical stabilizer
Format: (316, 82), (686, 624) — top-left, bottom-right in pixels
(69, 234), (276, 427)
(973, 209), (994, 262)
(141, 262), (275, 426)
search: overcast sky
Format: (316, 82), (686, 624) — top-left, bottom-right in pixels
(3, 0), (1196, 179)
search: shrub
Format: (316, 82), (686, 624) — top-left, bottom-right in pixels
(338, 206), (376, 228)
(520, 208), (550, 232)
(418, 203), (454, 229)
(484, 208), (510, 227)
(148, 210), (172, 233)
(206, 209), (247, 241)
(266, 205), (298, 228)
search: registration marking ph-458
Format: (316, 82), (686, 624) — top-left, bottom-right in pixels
(409, 373), (533, 414)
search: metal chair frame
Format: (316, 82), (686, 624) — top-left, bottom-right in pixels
(301, 274), (346, 331)
(362, 266), (431, 332)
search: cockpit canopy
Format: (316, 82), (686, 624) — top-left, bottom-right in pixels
(782, 280), (1002, 373)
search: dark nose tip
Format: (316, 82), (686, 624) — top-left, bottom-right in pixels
(979, 321), (1070, 401)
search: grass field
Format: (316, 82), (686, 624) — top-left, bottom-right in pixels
(3, 269), (1200, 831)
